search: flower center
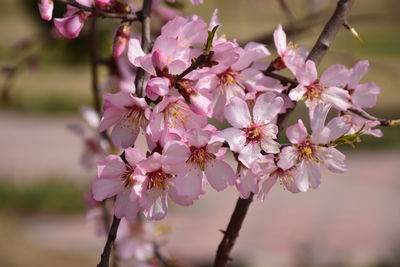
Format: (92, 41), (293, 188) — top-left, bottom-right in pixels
(121, 164), (135, 187)
(276, 167), (295, 188)
(218, 68), (238, 87)
(244, 124), (263, 144)
(305, 80), (324, 101)
(124, 105), (147, 128)
(147, 168), (170, 190)
(295, 138), (316, 160)
(186, 146), (215, 171)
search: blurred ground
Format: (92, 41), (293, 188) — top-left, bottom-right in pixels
(0, 0), (400, 266)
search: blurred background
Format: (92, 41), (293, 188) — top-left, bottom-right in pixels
(0, 0), (399, 266)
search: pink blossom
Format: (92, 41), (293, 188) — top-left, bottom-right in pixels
(347, 60), (380, 109)
(38, 0), (54, 21)
(147, 96), (208, 142)
(277, 104), (351, 192)
(290, 60), (351, 110)
(162, 128), (236, 200)
(92, 148), (145, 221)
(99, 91), (150, 148)
(134, 153), (194, 220)
(220, 93), (283, 167)
(270, 24), (308, 74)
(343, 111), (383, 138)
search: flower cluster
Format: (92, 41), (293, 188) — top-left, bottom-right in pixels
(40, 4), (383, 223)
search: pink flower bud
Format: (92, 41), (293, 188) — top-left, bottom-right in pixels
(113, 24), (131, 58)
(38, 0), (54, 21)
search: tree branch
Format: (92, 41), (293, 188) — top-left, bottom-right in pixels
(134, 0), (153, 97)
(306, 0), (356, 64)
(97, 215), (121, 267)
(349, 108), (400, 127)
(213, 1), (356, 266)
(56, 0), (140, 21)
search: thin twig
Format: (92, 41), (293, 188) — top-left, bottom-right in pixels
(213, 1), (357, 266)
(349, 108), (400, 127)
(97, 216), (121, 267)
(134, 0), (153, 97)
(56, 0), (140, 21)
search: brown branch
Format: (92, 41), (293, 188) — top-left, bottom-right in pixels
(306, 0), (356, 64)
(264, 71), (298, 87)
(56, 0), (140, 21)
(349, 108), (400, 127)
(134, 0), (153, 97)
(97, 215), (121, 267)
(214, 1), (356, 266)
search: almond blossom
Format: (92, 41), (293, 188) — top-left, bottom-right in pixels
(290, 60), (351, 110)
(277, 104), (351, 192)
(134, 153), (194, 220)
(220, 92), (283, 167)
(347, 60), (380, 109)
(92, 148), (145, 221)
(162, 128), (235, 200)
(269, 24), (308, 74)
(99, 91), (150, 148)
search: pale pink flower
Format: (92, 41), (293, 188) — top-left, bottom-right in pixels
(91, 148), (145, 221)
(290, 60), (351, 110)
(134, 153), (194, 220)
(347, 60), (380, 109)
(277, 104), (351, 192)
(343, 111), (383, 138)
(99, 91), (150, 148)
(162, 128), (236, 200)
(220, 93), (283, 168)
(38, 0), (54, 21)
(147, 96), (208, 142)
(270, 24), (308, 74)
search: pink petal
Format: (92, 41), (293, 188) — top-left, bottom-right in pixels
(273, 24), (287, 56)
(253, 93), (283, 124)
(277, 146), (298, 170)
(236, 169), (259, 199)
(289, 85), (307, 101)
(54, 14), (84, 39)
(352, 82), (380, 109)
(91, 178), (123, 201)
(168, 187), (194, 206)
(97, 155), (125, 179)
(310, 103), (330, 137)
(297, 60), (317, 85)
(349, 60), (369, 88)
(260, 138), (280, 154)
(320, 64), (349, 87)
(124, 147), (145, 167)
(238, 143), (262, 168)
(258, 175), (278, 201)
(219, 128), (246, 152)
(186, 128), (212, 147)
(115, 189), (140, 221)
(110, 118), (140, 148)
(224, 96), (251, 128)
(145, 77), (170, 101)
(318, 147), (347, 173)
(286, 119), (308, 144)
(204, 160), (235, 191)
(141, 190), (168, 220)
(321, 86), (351, 110)
(162, 141), (190, 167)
(173, 165), (203, 199)
(38, 0), (54, 21)
(127, 38), (145, 66)
(305, 160), (321, 189)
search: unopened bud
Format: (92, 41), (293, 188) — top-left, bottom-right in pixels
(113, 24), (131, 58)
(38, 0), (54, 21)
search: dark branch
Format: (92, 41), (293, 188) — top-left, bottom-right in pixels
(56, 0), (140, 21)
(349, 108), (400, 127)
(214, 1), (357, 266)
(97, 215), (121, 267)
(307, 0), (356, 64)
(214, 194), (254, 267)
(134, 0), (153, 97)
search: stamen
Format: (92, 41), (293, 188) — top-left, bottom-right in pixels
(186, 146), (215, 171)
(244, 124), (263, 144)
(147, 169), (170, 190)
